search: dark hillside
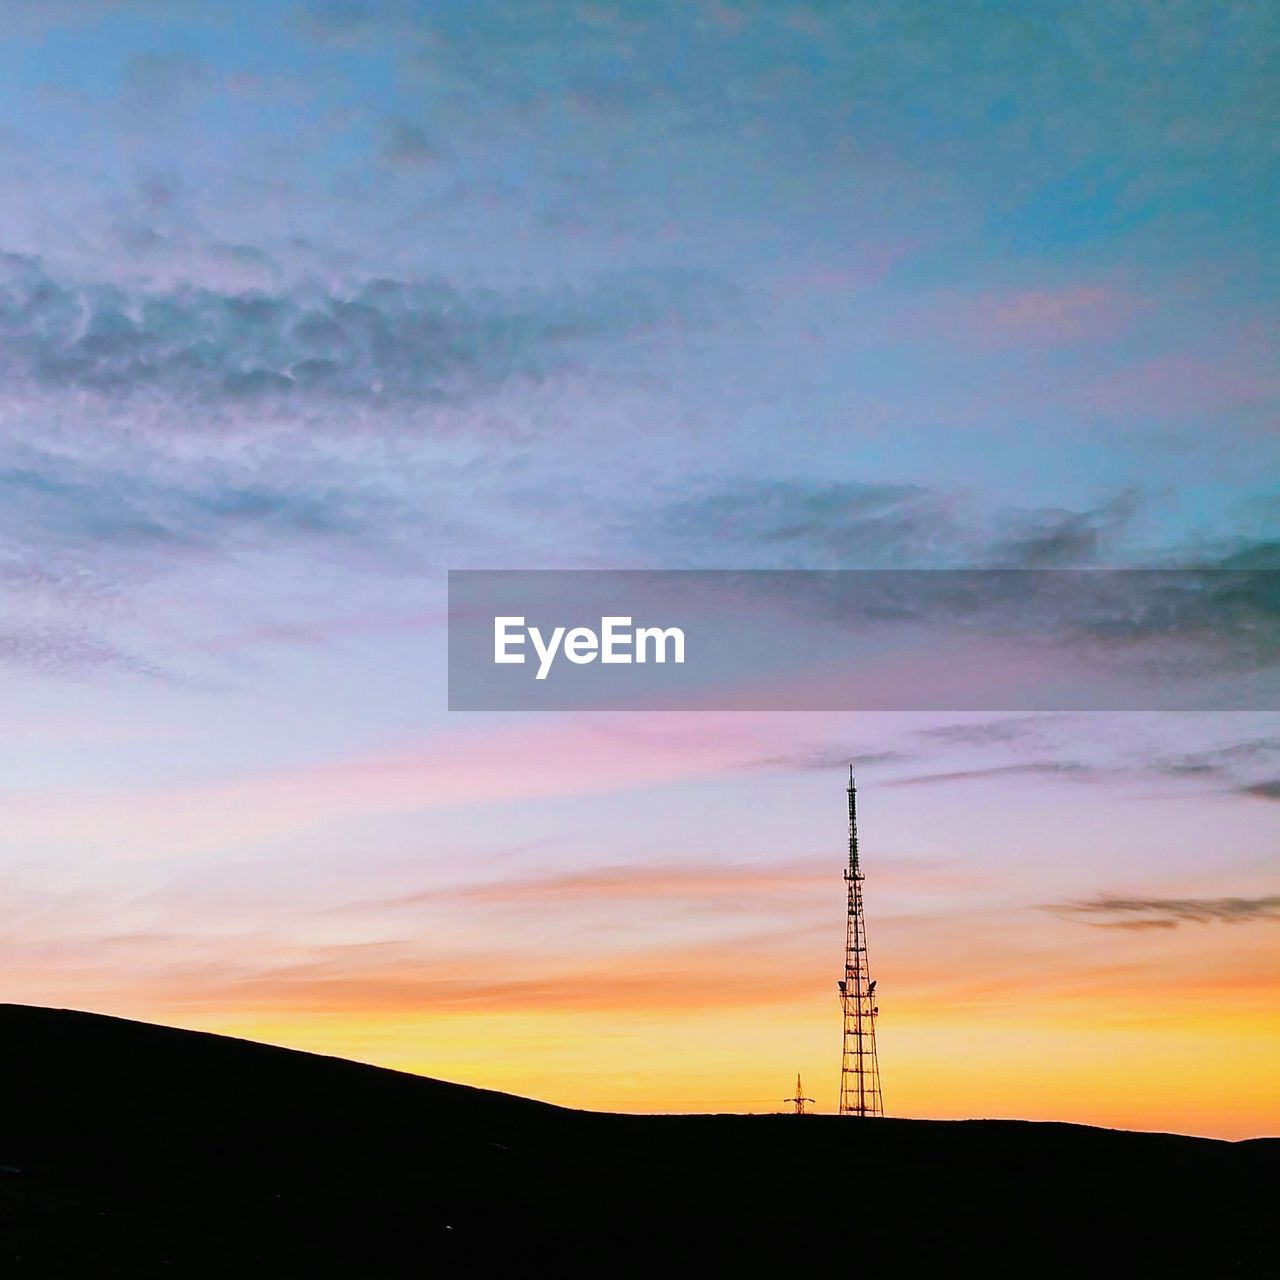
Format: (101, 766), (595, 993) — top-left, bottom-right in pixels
(0, 1005), (1271, 1275)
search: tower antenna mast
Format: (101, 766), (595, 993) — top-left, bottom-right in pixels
(838, 767), (884, 1116)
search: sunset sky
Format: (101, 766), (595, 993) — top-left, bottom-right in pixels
(0, 1), (1275, 1138)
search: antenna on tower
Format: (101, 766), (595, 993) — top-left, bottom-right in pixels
(784, 1073), (815, 1115)
(838, 768), (884, 1117)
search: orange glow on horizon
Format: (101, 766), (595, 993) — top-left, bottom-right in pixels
(51, 914), (1276, 1142)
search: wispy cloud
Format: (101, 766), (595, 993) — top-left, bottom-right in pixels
(1239, 780), (1280, 801)
(749, 747), (908, 772)
(1047, 895), (1280, 929)
(0, 448), (369, 553)
(341, 858), (837, 914)
(101, 928), (829, 1018)
(0, 625), (178, 682)
(652, 480), (966, 569)
(382, 117), (439, 169)
(645, 479), (1275, 583)
(987, 491), (1138, 567)
(918, 717), (1057, 747)
(887, 762), (1093, 788)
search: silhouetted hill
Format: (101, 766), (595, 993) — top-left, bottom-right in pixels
(0, 1004), (1272, 1275)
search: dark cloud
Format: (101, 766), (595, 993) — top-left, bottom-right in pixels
(1153, 739), (1280, 779)
(136, 174), (180, 212)
(1215, 539), (1280, 571)
(119, 52), (207, 122)
(750, 747), (908, 772)
(0, 253), (731, 408)
(1081, 563), (1280, 647)
(0, 447), (370, 555)
(1048, 895), (1280, 928)
(628, 488), (1280, 687)
(655, 480), (965, 569)
(383, 117), (439, 168)
(919, 717), (1055, 746)
(650, 481), (1269, 590)
(751, 725), (1279, 803)
(887, 762), (1092, 787)
(989, 491), (1137, 567)
(0, 256), (757, 682)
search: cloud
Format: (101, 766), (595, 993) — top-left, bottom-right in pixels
(89, 928), (829, 1018)
(345, 858), (837, 913)
(327, 852), (978, 925)
(987, 491), (1138, 567)
(382, 117), (439, 168)
(1048, 895), (1280, 929)
(918, 717), (1056, 746)
(119, 52), (208, 123)
(1152, 738), (1280, 778)
(749, 747), (908, 772)
(893, 723), (1280, 803)
(0, 252), (731, 409)
(0, 625), (176, 681)
(653, 480), (967, 569)
(644, 481), (1275, 605)
(1217, 540), (1280, 571)
(981, 286), (1131, 344)
(606, 501), (1280, 694)
(0, 715), (800, 848)
(0, 448), (368, 553)
(1239, 780), (1280, 801)
(887, 762), (1093, 788)
(0, 252), (741, 684)
(647, 480), (1150, 570)
(296, 0), (1278, 190)
(0, 438), (414, 669)
(892, 285), (1140, 356)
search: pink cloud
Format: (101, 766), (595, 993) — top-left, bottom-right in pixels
(1, 713), (827, 851)
(772, 241), (921, 298)
(337, 854), (978, 914)
(896, 284), (1136, 350)
(1070, 350), (1279, 417)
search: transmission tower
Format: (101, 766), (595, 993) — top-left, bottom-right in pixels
(784, 1073), (814, 1115)
(838, 767), (883, 1116)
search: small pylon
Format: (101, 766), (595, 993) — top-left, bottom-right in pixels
(785, 1073), (815, 1115)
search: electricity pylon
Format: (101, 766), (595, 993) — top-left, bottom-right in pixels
(785, 1073), (814, 1115)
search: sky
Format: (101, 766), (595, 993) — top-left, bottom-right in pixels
(0, 0), (1276, 1137)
